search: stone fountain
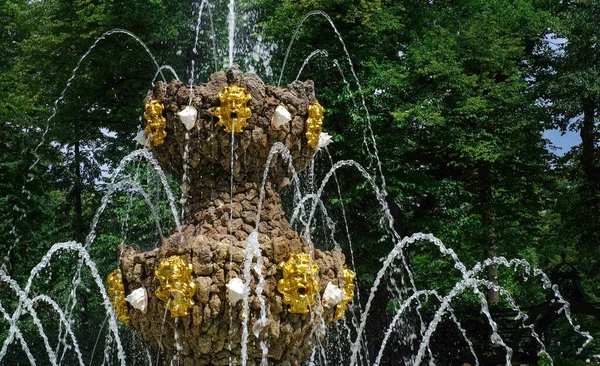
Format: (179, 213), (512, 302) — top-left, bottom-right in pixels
(107, 68), (354, 365)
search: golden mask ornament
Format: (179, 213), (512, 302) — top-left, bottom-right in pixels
(155, 255), (197, 317)
(277, 253), (321, 314)
(334, 266), (356, 321)
(143, 99), (167, 146)
(107, 269), (130, 325)
(214, 85), (252, 133)
(305, 100), (324, 148)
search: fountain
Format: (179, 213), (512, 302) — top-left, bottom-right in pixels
(0, 2), (596, 365)
(114, 67), (354, 365)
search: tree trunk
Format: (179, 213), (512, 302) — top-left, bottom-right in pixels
(74, 140), (82, 218)
(78, 291), (89, 328)
(580, 96), (597, 185)
(478, 161), (499, 306)
(578, 96), (600, 271)
(71, 140), (85, 243)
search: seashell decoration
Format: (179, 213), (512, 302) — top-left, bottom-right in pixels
(271, 105), (292, 129)
(322, 282), (344, 308)
(178, 105), (197, 131)
(125, 287), (148, 313)
(226, 277), (245, 305)
(133, 130), (148, 146)
(316, 132), (333, 152)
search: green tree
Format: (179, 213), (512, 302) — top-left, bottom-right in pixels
(255, 0), (553, 305)
(539, 0), (600, 280)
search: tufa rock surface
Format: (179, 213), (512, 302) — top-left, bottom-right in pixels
(146, 67), (318, 223)
(119, 68), (349, 365)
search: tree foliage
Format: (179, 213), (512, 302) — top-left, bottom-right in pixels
(1, 0), (600, 363)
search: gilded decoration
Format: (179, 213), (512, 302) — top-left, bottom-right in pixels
(334, 266), (356, 321)
(143, 99), (167, 146)
(155, 256), (197, 317)
(107, 269), (130, 325)
(214, 85), (252, 133)
(305, 101), (324, 148)
(277, 253), (320, 314)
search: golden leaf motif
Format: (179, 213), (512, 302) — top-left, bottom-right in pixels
(143, 99), (167, 146)
(214, 85), (252, 133)
(107, 269), (130, 325)
(334, 266), (356, 321)
(305, 101), (324, 148)
(155, 256), (197, 317)
(277, 253), (320, 314)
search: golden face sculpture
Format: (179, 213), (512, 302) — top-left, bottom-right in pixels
(277, 253), (321, 314)
(143, 99), (167, 146)
(107, 269), (130, 325)
(334, 265), (356, 321)
(214, 85), (252, 133)
(305, 101), (324, 148)
(155, 255), (196, 317)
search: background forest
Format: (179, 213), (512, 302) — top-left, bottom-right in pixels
(1, 0), (600, 364)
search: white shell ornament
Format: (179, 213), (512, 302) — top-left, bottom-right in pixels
(226, 277), (245, 304)
(134, 130), (148, 146)
(125, 287), (148, 313)
(271, 105), (292, 129)
(316, 132), (333, 152)
(322, 282), (344, 308)
(178, 105), (198, 131)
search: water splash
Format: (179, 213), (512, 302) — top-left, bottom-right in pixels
(55, 148), (181, 361)
(181, 132), (191, 223)
(171, 318), (182, 364)
(32, 295), (85, 366)
(255, 143), (304, 230)
(0, 269), (59, 366)
(0, 296), (36, 365)
(240, 231), (269, 366)
(0, 242), (127, 366)
(5, 7), (596, 365)
(192, 0), (219, 73)
(156, 299), (172, 366)
(89, 316), (109, 365)
(295, 49), (329, 81)
(229, 128), (236, 234)
(4, 28), (167, 273)
(227, 0), (236, 67)
(240, 142), (312, 366)
(153, 65), (180, 84)
(279, 10), (386, 192)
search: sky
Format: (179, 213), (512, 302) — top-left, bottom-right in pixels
(539, 35), (580, 157)
(543, 128), (579, 156)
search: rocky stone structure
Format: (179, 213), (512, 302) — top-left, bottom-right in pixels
(116, 68), (352, 365)
(149, 67), (318, 219)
